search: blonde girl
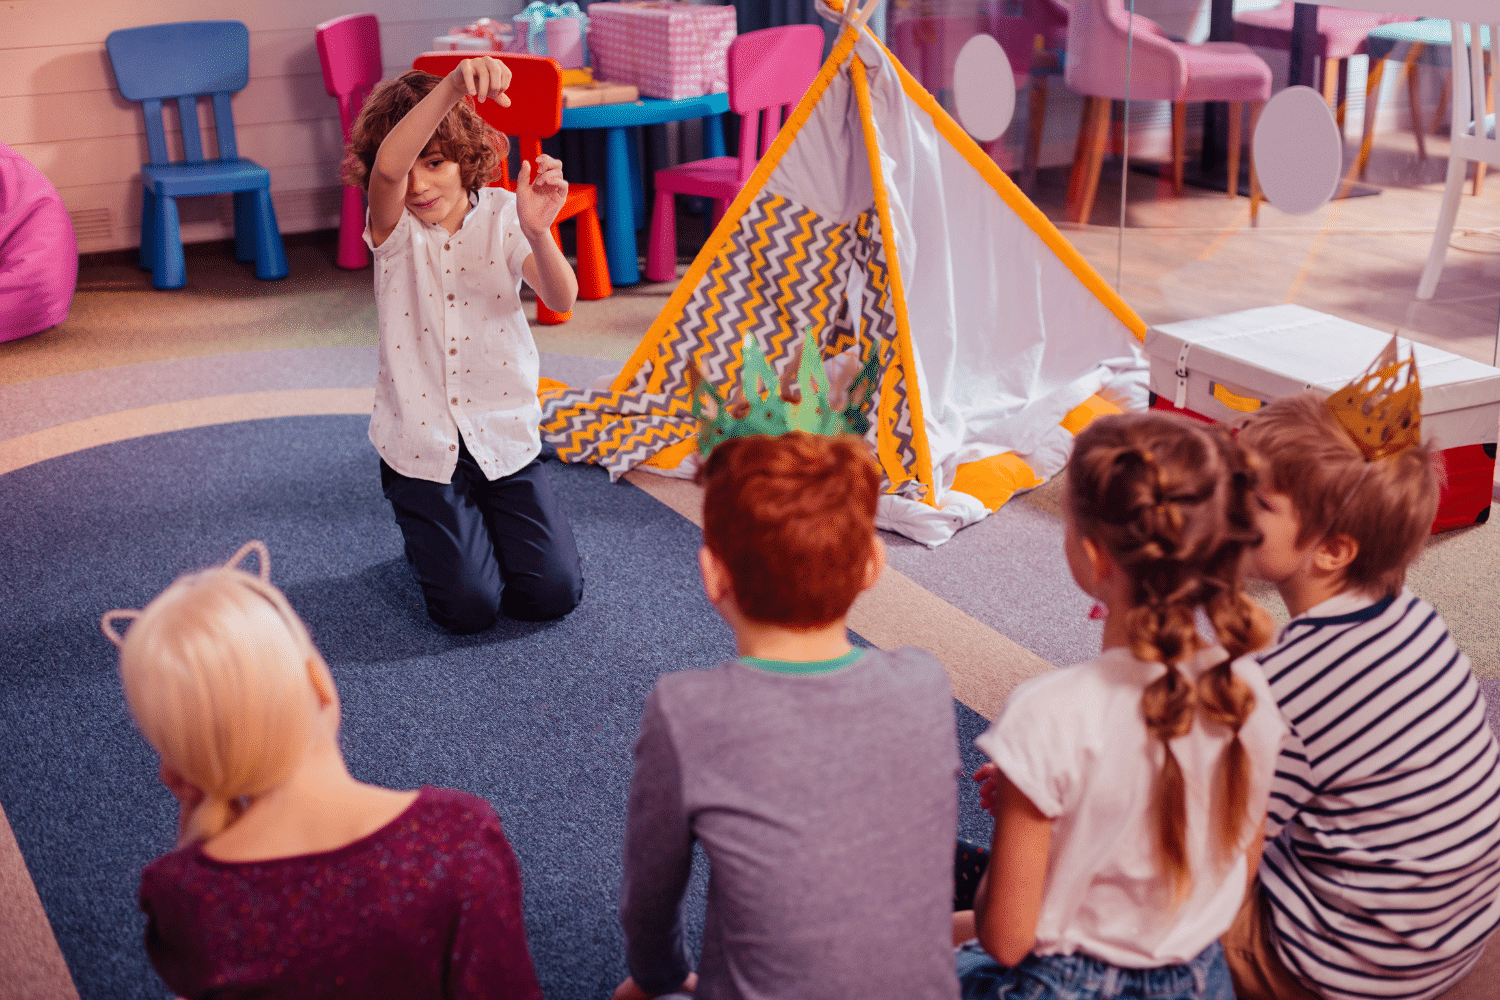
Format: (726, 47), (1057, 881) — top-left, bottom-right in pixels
(104, 542), (543, 999)
(956, 412), (1287, 1000)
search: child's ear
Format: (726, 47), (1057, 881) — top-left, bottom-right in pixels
(1313, 533), (1359, 576)
(698, 546), (730, 605)
(1081, 534), (1112, 588)
(306, 656), (339, 712)
(861, 536), (886, 592)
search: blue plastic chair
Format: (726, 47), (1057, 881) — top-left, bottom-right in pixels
(106, 21), (288, 289)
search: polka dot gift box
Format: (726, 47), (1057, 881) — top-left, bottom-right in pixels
(586, 1), (736, 101)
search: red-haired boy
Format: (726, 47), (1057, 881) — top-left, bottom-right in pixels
(614, 432), (961, 1000)
(1224, 392), (1500, 1000)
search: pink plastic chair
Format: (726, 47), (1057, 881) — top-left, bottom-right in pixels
(316, 13), (383, 270)
(1064, 0), (1272, 224)
(644, 25), (823, 284)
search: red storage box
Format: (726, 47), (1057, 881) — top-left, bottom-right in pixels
(1144, 306), (1499, 533)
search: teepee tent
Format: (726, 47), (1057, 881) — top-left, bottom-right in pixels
(542, 0), (1149, 546)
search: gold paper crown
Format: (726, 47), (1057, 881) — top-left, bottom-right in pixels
(1324, 335), (1422, 461)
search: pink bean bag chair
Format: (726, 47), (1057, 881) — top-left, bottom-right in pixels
(0, 141), (77, 343)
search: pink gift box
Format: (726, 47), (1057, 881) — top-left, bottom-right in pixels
(586, 2), (736, 101)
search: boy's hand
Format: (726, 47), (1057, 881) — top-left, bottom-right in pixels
(448, 56), (512, 107)
(516, 154), (569, 239)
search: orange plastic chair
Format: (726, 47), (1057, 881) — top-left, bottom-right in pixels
(412, 51), (611, 324)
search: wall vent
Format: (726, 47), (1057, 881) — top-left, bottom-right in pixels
(215, 188), (342, 233)
(68, 207), (113, 246)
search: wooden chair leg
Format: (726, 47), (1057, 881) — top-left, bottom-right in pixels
(1227, 101), (1243, 198)
(1357, 56), (1387, 180)
(1066, 95), (1094, 214)
(1171, 101), (1186, 196)
(1322, 56), (1340, 111)
(1023, 74), (1047, 197)
(1070, 97), (1110, 224)
(1433, 67), (1451, 136)
(1249, 101), (1264, 226)
(1406, 48), (1427, 162)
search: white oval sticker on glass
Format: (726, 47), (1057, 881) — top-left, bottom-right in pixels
(953, 33), (1015, 143)
(1252, 85), (1343, 216)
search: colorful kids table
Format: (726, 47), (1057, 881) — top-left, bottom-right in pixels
(561, 92), (729, 285)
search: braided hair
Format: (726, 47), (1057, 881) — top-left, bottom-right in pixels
(1067, 412), (1271, 902)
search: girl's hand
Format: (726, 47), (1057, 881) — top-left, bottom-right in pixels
(612, 973), (697, 1000)
(447, 56), (512, 107)
(973, 761), (1004, 818)
(516, 154), (569, 238)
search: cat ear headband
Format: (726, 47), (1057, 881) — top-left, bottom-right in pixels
(101, 541), (272, 647)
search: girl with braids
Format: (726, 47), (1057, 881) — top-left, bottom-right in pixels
(955, 412), (1286, 1000)
(103, 543), (544, 999)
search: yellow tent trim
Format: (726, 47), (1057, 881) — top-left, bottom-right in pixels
(1060, 393), (1123, 434)
(642, 437), (698, 471)
(870, 35), (1148, 343)
(951, 452), (1042, 512)
(951, 393), (1123, 509)
(609, 26), (864, 393)
(851, 54), (938, 506)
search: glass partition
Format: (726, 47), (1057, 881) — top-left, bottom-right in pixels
(886, 0), (1500, 367)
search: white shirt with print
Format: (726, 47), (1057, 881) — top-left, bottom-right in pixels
(365, 187), (537, 484)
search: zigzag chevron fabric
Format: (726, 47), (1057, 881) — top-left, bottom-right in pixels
(541, 189), (927, 497)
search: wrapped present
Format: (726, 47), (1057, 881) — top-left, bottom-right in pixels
(514, 2), (589, 66)
(440, 17), (512, 51)
(586, 2), (736, 101)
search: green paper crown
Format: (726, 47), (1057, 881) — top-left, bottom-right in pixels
(691, 327), (880, 456)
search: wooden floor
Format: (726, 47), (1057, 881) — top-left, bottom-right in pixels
(1040, 127), (1500, 366)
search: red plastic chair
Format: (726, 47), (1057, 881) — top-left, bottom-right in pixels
(413, 51), (611, 325)
(316, 13), (383, 270)
(644, 26), (824, 284)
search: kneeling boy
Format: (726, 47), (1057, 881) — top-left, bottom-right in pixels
(615, 432), (961, 1000)
(1227, 382), (1500, 1000)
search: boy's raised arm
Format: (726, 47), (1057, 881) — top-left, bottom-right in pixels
(368, 58), (511, 247)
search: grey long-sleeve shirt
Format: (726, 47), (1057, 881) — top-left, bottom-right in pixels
(619, 647), (962, 1000)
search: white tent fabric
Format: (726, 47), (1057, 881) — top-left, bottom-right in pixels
(541, 6), (1148, 546)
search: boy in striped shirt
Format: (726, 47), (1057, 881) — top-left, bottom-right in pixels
(1223, 390), (1500, 1000)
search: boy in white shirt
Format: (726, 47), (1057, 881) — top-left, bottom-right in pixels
(343, 58), (582, 633)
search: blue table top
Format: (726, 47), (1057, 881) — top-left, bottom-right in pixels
(1367, 19), (1490, 63)
(560, 91), (729, 130)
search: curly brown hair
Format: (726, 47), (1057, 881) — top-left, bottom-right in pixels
(340, 70), (506, 193)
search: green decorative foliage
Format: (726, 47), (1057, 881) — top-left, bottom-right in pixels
(692, 326), (880, 456)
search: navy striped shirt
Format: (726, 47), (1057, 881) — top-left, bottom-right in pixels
(1258, 589), (1500, 1000)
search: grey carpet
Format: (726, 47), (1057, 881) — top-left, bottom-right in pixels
(0, 414), (991, 1000)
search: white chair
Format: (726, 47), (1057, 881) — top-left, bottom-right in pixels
(1416, 21), (1497, 301)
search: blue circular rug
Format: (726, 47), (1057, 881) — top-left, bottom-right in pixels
(0, 415), (991, 999)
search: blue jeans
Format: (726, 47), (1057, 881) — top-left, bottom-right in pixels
(956, 941), (1234, 1000)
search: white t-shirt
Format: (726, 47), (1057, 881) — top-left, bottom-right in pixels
(976, 645), (1286, 968)
(365, 187), (538, 484)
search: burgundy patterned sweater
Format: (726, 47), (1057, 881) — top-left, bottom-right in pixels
(139, 786), (544, 999)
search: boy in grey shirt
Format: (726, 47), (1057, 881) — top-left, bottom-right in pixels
(614, 432), (961, 1000)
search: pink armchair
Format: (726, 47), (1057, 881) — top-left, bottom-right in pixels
(1064, 0), (1272, 223)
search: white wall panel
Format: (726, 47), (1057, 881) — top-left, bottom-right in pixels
(3, 1), (528, 253)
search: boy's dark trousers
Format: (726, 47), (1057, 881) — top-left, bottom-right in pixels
(380, 438), (583, 634)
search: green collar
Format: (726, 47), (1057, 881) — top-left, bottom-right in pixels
(739, 648), (864, 675)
